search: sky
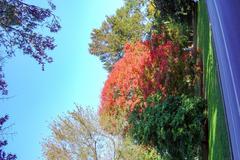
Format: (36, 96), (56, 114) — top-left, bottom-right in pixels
(0, 0), (123, 159)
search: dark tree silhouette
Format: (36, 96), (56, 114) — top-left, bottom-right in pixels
(0, 0), (61, 95)
(0, 115), (16, 160)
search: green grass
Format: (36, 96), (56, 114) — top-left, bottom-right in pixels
(197, 1), (231, 159)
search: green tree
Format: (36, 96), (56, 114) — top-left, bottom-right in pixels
(152, 0), (194, 24)
(116, 136), (162, 160)
(128, 92), (208, 160)
(89, 0), (148, 71)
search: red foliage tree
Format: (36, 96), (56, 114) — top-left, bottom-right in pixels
(99, 34), (192, 120)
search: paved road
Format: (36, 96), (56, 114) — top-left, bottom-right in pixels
(206, 0), (240, 159)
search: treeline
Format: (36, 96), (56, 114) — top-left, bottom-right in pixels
(43, 0), (207, 160)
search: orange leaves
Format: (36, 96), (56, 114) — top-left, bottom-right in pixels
(100, 35), (180, 117)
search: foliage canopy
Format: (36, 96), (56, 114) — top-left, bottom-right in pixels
(42, 106), (116, 160)
(89, 0), (148, 71)
(128, 93), (207, 160)
(42, 106), (162, 160)
(99, 34), (196, 133)
(153, 0), (194, 24)
(0, 0), (60, 95)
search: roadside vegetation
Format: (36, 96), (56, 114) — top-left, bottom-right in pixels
(44, 0), (211, 160)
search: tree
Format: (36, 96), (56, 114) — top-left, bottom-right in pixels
(42, 106), (117, 160)
(152, 0), (194, 24)
(128, 92), (207, 160)
(151, 0), (199, 81)
(0, 0), (61, 95)
(99, 34), (195, 134)
(89, 0), (148, 71)
(115, 136), (162, 160)
(42, 105), (162, 160)
(0, 115), (16, 160)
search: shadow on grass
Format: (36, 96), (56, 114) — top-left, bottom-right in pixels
(197, 1), (231, 159)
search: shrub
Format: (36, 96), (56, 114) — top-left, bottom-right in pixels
(99, 35), (195, 133)
(128, 92), (207, 160)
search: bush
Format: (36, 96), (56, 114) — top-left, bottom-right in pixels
(99, 35), (195, 134)
(128, 92), (207, 160)
(116, 136), (163, 160)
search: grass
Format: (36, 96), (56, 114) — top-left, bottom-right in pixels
(197, 0), (231, 159)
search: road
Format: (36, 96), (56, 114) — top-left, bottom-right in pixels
(206, 0), (240, 159)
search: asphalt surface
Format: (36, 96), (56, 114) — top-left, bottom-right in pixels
(206, 0), (240, 159)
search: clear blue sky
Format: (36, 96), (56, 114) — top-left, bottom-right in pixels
(0, 0), (123, 159)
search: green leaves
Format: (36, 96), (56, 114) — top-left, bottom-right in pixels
(128, 93), (207, 160)
(153, 0), (194, 23)
(89, 0), (147, 71)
